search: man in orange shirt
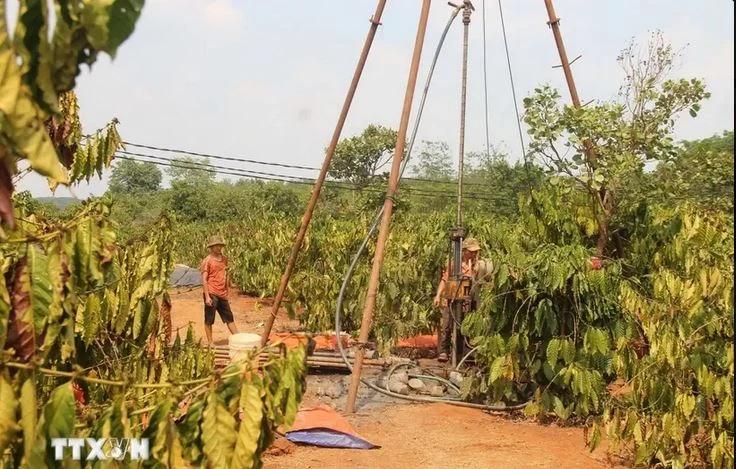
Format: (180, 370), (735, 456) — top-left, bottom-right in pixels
(201, 236), (239, 345)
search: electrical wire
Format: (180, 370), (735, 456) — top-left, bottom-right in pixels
(497, 0), (541, 217)
(481, 0), (492, 160)
(120, 141), (494, 189)
(333, 4), (528, 412)
(115, 155), (504, 202)
(115, 153), (507, 202)
(497, 0), (526, 159)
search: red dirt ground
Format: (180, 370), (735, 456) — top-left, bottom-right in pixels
(169, 287), (624, 468)
(168, 286), (301, 344)
(263, 403), (614, 469)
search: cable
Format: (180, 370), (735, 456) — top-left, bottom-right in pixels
(115, 154), (504, 202)
(119, 150), (319, 183)
(481, 0), (492, 160)
(497, 0), (540, 217)
(333, 4), (528, 412)
(497, 0), (527, 163)
(120, 140), (494, 189)
(123, 141), (317, 172)
(116, 149), (508, 201)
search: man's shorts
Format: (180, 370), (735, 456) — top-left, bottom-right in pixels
(204, 294), (234, 325)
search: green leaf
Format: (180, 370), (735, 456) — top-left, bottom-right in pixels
(25, 245), (52, 335)
(12, 0), (58, 113)
(562, 340), (576, 365)
(80, 0), (144, 59)
(490, 356), (506, 383)
(0, 257), (11, 349)
(0, 375), (20, 455)
(202, 390), (237, 469)
(496, 264), (508, 287)
(231, 383), (263, 469)
(26, 381), (75, 469)
(678, 393), (696, 419)
(0, 39), (67, 183)
(552, 396), (567, 420)
(19, 374), (38, 463)
(546, 339), (561, 367)
(141, 399), (173, 465)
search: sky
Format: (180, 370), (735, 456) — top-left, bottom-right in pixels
(11, 0), (735, 198)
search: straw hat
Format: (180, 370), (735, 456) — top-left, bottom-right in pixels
(462, 238), (481, 252)
(207, 236), (225, 248)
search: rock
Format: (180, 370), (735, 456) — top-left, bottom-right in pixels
(387, 380), (410, 395)
(364, 349), (376, 359)
(449, 371), (464, 387)
(265, 437), (295, 456)
(376, 376), (389, 390)
(429, 385), (445, 397)
(408, 378), (425, 392)
(392, 371), (409, 384)
(324, 381), (343, 399)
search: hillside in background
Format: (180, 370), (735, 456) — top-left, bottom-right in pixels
(36, 196), (80, 209)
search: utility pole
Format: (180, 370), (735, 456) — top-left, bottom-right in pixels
(345, 0), (432, 414)
(543, 0), (605, 259)
(543, 0), (597, 168)
(543, 0), (582, 108)
(260, 0), (389, 347)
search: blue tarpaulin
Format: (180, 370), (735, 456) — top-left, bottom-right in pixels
(285, 429), (377, 449)
(282, 405), (378, 450)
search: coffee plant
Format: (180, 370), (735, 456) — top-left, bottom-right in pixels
(1, 199), (306, 468)
(597, 206), (734, 468)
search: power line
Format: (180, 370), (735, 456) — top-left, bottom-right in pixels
(481, 0), (492, 160)
(121, 139), (495, 188)
(497, 0), (526, 159)
(116, 154), (504, 202)
(118, 150), (317, 184)
(122, 141), (317, 172)
(117, 149), (501, 199)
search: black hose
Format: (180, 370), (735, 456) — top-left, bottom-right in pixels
(334, 5), (528, 412)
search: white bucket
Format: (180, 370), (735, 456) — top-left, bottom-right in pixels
(228, 333), (261, 365)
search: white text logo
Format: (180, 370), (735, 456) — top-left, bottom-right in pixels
(50, 438), (150, 461)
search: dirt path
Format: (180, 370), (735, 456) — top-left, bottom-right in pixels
(169, 288), (617, 468)
(168, 286), (300, 344)
(263, 402), (611, 469)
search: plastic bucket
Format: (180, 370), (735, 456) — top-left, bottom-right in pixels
(228, 333), (261, 366)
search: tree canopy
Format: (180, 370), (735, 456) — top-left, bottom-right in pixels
(109, 159), (162, 194)
(331, 124), (399, 188)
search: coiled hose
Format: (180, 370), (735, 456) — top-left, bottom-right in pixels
(334, 5), (528, 412)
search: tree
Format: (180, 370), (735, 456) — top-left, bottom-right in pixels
(166, 156), (216, 185)
(653, 130), (734, 213)
(109, 159), (162, 193)
(331, 124), (399, 188)
(464, 148), (545, 219)
(466, 146), (505, 173)
(411, 141), (455, 180)
(0, 0), (144, 228)
(523, 31), (709, 257)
